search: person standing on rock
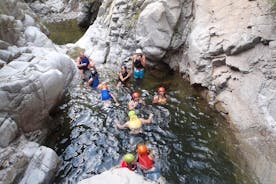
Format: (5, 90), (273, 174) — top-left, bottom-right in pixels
(76, 52), (95, 80)
(131, 49), (146, 79)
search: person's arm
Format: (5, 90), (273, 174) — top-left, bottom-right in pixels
(149, 149), (155, 161)
(140, 113), (153, 124)
(165, 94), (170, 101)
(110, 93), (120, 106)
(122, 70), (131, 81)
(87, 77), (93, 87)
(153, 95), (159, 104)
(139, 99), (146, 105)
(141, 55), (146, 68)
(126, 69), (132, 77)
(119, 72), (125, 82)
(115, 119), (128, 129)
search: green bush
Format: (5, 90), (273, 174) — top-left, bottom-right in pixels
(270, 0), (276, 10)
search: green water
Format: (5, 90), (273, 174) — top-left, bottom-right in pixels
(46, 65), (256, 184)
(44, 19), (86, 45)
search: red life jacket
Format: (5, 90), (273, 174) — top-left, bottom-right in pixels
(121, 161), (137, 171)
(138, 154), (154, 170)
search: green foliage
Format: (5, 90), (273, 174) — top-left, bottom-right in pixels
(270, 0), (276, 10)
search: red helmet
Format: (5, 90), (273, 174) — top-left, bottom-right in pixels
(137, 144), (148, 154)
(132, 92), (140, 99)
(158, 87), (166, 93)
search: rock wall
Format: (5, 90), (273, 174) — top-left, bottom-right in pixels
(75, 0), (193, 64)
(0, 0), (77, 183)
(186, 0), (276, 183)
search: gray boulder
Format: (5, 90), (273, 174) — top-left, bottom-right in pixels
(0, 51), (76, 132)
(19, 146), (60, 184)
(78, 168), (156, 184)
(0, 116), (18, 147)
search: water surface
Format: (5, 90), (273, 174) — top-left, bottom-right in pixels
(46, 65), (255, 184)
(44, 19), (85, 45)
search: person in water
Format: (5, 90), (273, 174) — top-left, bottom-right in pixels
(128, 92), (145, 110)
(136, 144), (155, 171)
(153, 87), (169, 105)
(120, 153), (137, 171)
(115, 110), (153, 134)
(98, 83), (120, 107)
(131, 49), (146, 79)
(76, 52), (95, 80)
(87, 69), (99, 89)
(117, 65), (131, 89)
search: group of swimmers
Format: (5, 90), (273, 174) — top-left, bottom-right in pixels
(75, 49), (169, 175)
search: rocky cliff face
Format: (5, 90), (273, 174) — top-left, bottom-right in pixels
(75, 0), (193, 64)
(0, 0), (77, 183)
(187, 1), (276, 183)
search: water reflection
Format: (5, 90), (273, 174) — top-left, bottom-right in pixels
(47, 65), (254, 184)
(44, 19), (86, 45)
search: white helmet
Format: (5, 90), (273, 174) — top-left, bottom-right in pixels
(135, 49), (143, 54)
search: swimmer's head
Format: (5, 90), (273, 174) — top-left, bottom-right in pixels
(137, 144), (148, 155)
(123, 153), (135, 164)
(158, 87), (166, 93)
(132, 92), (140, 100)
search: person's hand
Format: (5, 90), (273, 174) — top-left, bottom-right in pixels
(149, 113), (154, 120)
(115, 102), (120, 106)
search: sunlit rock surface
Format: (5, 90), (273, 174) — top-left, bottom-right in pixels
(75, 0), (192, 63)
(78, 168), (156, 184)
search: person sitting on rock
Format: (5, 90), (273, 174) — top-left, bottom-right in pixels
(120, 153), (137, 171)
(115, 110), (153, 134)
(98, 83), (120, 107)
(117, 65), (131, 89)
(136, 144), (155, 171)
(131, 49), (146, 79)
(153, 87), (169, 105)
(76, 52), (95, 80)
(87, 69), (99, 89)
(128, 92), (145, 110)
